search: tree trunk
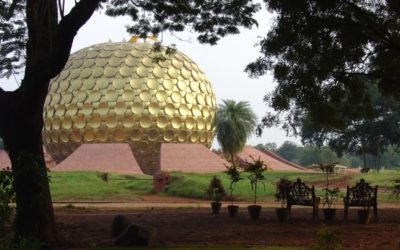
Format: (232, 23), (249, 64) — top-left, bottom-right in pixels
(1, 89), (56, 248)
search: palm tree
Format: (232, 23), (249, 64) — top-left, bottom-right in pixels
(215, 99), (257, 167)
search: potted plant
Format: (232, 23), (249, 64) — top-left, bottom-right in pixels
(274, 177), (292, 222)
(314, 162), (340, 221)
(322, 187), (340, 221)
(206, 176), (226, 214)
(244, 157), (268, 219)
(225, 165), (243, 217)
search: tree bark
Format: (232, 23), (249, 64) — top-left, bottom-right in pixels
(0, 0), (102, 248)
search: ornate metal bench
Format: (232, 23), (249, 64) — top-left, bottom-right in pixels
(287, 178), (320, 220)
(343, 178), (378, 220)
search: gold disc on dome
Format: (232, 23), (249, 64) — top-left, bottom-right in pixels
(114, 102), (127, 115)
(139, 91), (151, 102)
(74, 91), (87, 103)
(113, 79), (127, 89)
(171, 117), (182, 129)
(179, 104), (188, 116)
(59, 131), (70, 143)
(55, 105), (65, 116)
(73, 114), (86, 129)
(149, 103), (160, 115)
(177, 81), (187, 91)
(185, 117), (195, 129)
(59, 70), (69, 80)
(148, 129), (159, 141)
(61, 93), (73, 104)
(83, 79), (96, 90)
(114, 50), (128, 58)
(202, 106), (210, 118)
(136, 141), (148, 150)
(164, 103), (175, 116)
(130, 78), (145, 89)
(163, 130), (174, 141)
(44, 119), (52, 131)
(172, 59), (183, 69)
(87, 51), (98, 59)
(43, 132), (51, 144)
(206, 95), (212, 106)
(196, 94), (205, 105)
(51, 93), (61, 104)
(80, 68), (92, 79)
(146, 79), (159, 90)
(62, 117), (73, 130)
(50, 131), (58, 143)
(46, 106), (55, 117)
(122, 116), (134, 128)
(155, 91), (167, 102)
(125, 56), (139, 67)
(89, 114), (101, 128)
(135, 42), (151, 51)
(183, 60), (193, 70)
(131, 49), (144, 58)
(181, 68), (191, 80)
(153, 67), (164, 78)
(192, 105), (201, 117)
(140, 115), (152, 128)
(114, 129), (126, 141)
(156, 116), (168, 128)
(190, 131), (200, 142)
(71, 131), (82, 143)
(137, 66), (149, 77)
(131, 102), (144, 114)
(96, 129), (108, 142)
(52, 118), (61, 130)
(83, 59), (95, 68)
(71, 59), (83, 69)
(177, 130), (188, 142)
(167, 68), (179, 78)
(131, 129), (143, 141)
(59, 81), (69, 91)
(206, 118), (213, 130)
(83, 130), (95, 142)
(200, 82), (208, 93)
(192, 71), (200, 81)
(95, 58), (107, 67)
(104, 67), (117, 77)
(122, 90), (135, 101)
(106, 89), (118, 102)
(81, 103), (93, 116)
(99, 50), (112, 58)
(197, 118), (205, 130)
(200, 131), (208, 142)
(88, 90), (101, 102)
(96, 102), (109, 115)
(66, 104), (78, 116)
(119, 66), (132, 77)
(70, 79), (82, 91)
(96, 78), (110, 89)
(142, 56), (153, 67)
(171, 92), (182, 103)
(105, 115), (118, 128)
(70, 69), (80, 79)
(185, 93), (194, 104)
(162, 79), (174, 90)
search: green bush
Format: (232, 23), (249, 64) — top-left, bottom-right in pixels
(0, 168), (15, 237)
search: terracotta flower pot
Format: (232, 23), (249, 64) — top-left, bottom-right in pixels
(247, 205), (262, 220)
(210, 202), (222, 214)
(275, 207), (288, 222)
(227, 205), (239, 217)
(323, 208), (336, 222)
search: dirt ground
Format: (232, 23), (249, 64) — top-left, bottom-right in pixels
(54, 197), (400, 250)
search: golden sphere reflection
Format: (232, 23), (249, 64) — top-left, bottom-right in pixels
(43, 41), (216, 174)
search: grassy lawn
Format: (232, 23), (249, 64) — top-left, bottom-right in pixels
(49, 170), (400, 202)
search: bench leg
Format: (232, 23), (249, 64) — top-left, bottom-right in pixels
(287, 204), (292, 219)
(373, 205), (378, 222)
(344, 205), (348, 220)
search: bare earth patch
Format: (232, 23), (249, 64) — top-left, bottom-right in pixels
(55, 201), (400, 250)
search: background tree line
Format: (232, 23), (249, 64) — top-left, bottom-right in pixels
(255, 141), (400, 170)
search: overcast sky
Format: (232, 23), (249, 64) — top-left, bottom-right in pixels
(0, 6), (301, 149)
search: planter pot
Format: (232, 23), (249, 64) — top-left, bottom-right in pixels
(210, 202), (222, 214)
(357, 209), (372, 224)
(322, 208), (336, 222)
(247, 205), (262, 220)
(227, 205), (239, 217)
(275, 207), (288, 222)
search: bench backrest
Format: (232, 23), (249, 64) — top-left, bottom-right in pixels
(288, 178), (316, 205)
(345, 178), (377, 205)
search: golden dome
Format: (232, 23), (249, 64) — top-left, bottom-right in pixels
(43, 41), (216, 174)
